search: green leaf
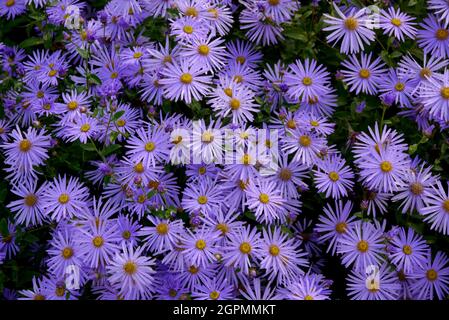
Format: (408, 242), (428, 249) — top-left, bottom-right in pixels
(20, 37), (44, 48)
(101, 144), (121, 157)
(111, 110), (125, 122)
(76, 48), (89, 59)
(80, 143), (97, 152)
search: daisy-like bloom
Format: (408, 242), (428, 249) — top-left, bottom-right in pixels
(358, 147), (409, 193)
(428, 0), (449, 25)
(170, 16), (209, 43)
(115, 157), (160, 187)
(297, 112), (335, 136)
(270, 152), (309, 199)
(388, 227), (430, 273)
(59, 114), (100, 144)
(202, 209), (244, 244)
(85, 155), (118, 186)
(209, 82), (258, 124)
(7, 179), (46, 227)
(180, 226), (220, 268)
(0, 119), (12, 142)
(341, 53), (387, 95)
(226, 40), (263, 69)
(204, 3), (233, 36)
(260, 227), (308, 285)
(337, 221), (386, 272)
(18, 277), (48, 300)
(40, 277), (79, 301)
(0, 0), (26, 20)
(316, 200), (357, 255)
(222, 226), (262, 275)
(347, 263), (401, 300)
(239, 277), (277, 300)
(361, 190), (392, 217)
(77, 220), (121, 268)
(323, 3), (376, 54)
(410, 251), (449, 300)
(191, 277), (235, 300)
(190, 118), (224, 164)
(181, 178), (223, 216)
(379, 7), (417, 42)
(55, 90), (91, 123)
(138, 216), (184, 254)
(42, 175), (90, 222)
(281, 274), (332, 300)
(223, 61), (263, 93)
(398, 54), (449, 89)
(420, 70), (449, 122)
(117, 215), (141, 247)
(420, 181), (449, 235)
(282, 130), (327, 166)
(125, 124), (170, 168)
(257, 0), (298, 24)
(378, 68), (414, 109)
(417, 15), (449, 59)
(284, 58), (332, 102)
(107, 243), (156, 300)
(392, 161), (437, 214)
(181, 36), (227, 73)
(314, 153), (354, 200)
(159, 58), (212, 104)
(46, 228), (84, 280)
(0, 221), (19, 259)
(245, 179), (287, 225)
(239, 8), (284, 46)
(1, 126), (51, 177)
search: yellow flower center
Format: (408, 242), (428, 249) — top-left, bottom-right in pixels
(197, 195), (208, 204)
(242, 154), (251, 165)
(180, 73), (193, 84)
(195, 239), (206, 250)
(198, 166), (206, 175)
(302, 76), (313, 86)
(380, 161), (393, 172)
(163, 55), (172, 63)
(310, 120), (319, 127)
(48, 69), (57, 77)
(183, 25), (194, 34)
(304, 295), (314, 300)
(223, 87), (233, 97)
(279, 168), (292, 181)
(390, 18), (402, 27)
(133, 52), (143, 59)
(239, 242), (252, 254)
(148, 180), (160, 190)
(209, 291), (220, 300)
(34, 294), (46, 300)
(436, 28), (449, 41)
(216, 223), (229, 235)
(37, 91), (44, 98)
(426, 269), (438, 281)
(134, 162), (144, 173)
(357, 240), (369, 253)
(116, 119), (126, 127)
(123, 261), (137, 275)
(269, 244), (280, 256)
(137, 194), (146, 203)
(234, 75), (243, 83)
(443, 199), (449, 213)
(92, 236), (104, 248)
(202, 131), (214, 143)
(62, 247), (73, 259)
(236, 56), (246, 64)
(67, 101), (78, 110)
(6, 0), (15, 7)
(58, 193), (70, 204)
(402, 245), (412, 255)
(268, 0), (280, 5)
(359, 68), (371, 79)
(440, 87), (449, 99)
(344, 17), (358, 31)
(198, 44), (210, 55)
(328, 171), (340, 182)
(286, 119), (296, 129)
(110, 72), (118, 79)
(410, 182), (423, 195)
(55, 286), (65, 297)
(122, 230), (131, 239)
(229, 98), (241, 110)
(173, 135), (183, 144)
(24, 194), (37, 207)
(156, 223), (169, 235)
(19, 139), (32, 152)
(335, 222), (347, 234)
(259, 193), (270, 204)
(299, 135), (311, 147)
(208, 8), (218, 18)
(185, 7), (198, 17)
(420, 67), (432, 79)
(145, 141), (155, 152)
(80, 123), (90, 132)
(395, 82), (405, 91)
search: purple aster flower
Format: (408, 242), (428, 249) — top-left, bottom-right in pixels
(204, 3), (233, 37)
(181, 178), (223, 217)
(159, 58), (212, 104)
(180, 226), (220, 268)
(85, 155), (118, 185)
(428, 0), (449, 25)
(107, 243), (156, 300)
(388, 227), (430, 273)
(420, 181), (449, 235)
(260, 227), (308, 285)
(398, 54), (449, 90)
(0, 0), (26, 20)
(245, 179), (287, 225)
(282, 129), (327, 166)
(347, 263), (401, 300)
(417, 15), (449, 59)
(341, 53), (387, 95)
(285, 58), (332, 103)
(338, 221), (386, 272)
(239, 277), (277, 300)
(378, 68), (414, 108)
(280, 274), (332, 300)
(270, 152), (309, 199)
(226, 40), (263, 69)
(191, 277), (235, 300)
(316, 200), (357, 255)
(170, 16), (209, 43)
(323, 3), (376, 54)
(379, 7), (417, 42)
(42, 175), (90, 222)
(420, 70), (449, 122)
(222, 225), (262, 275)
(240, 8), (284, 46)
(40, 276), (79, 300)
(138, 216), (184, 254)
(223, 61), (263, 92)
(117, 214), (141, 247)
(7, 179), (47, 227)
(314, 153), (354, 199)
(18, 276), (48, 300)
(181, 35), (227, 73)
(0, 221), (19, 259)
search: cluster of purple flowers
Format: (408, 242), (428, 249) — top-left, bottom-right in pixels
(1, 0), (449, 301)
